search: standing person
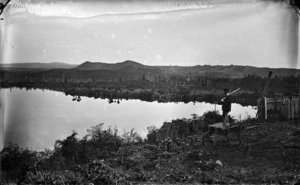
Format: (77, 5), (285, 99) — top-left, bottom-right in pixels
(221, 88), (231, 127)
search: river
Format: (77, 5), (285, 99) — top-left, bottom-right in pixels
(0, 88), (257, 151)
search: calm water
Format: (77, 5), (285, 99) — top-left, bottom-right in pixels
(0, 88), (257, 151)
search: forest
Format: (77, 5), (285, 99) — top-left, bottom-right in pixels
(1, 69), (299, 106)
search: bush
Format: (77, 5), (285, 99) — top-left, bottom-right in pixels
(202, 111), (223, 125)
(1, 143), (37, 184)
(146, 126), (159, 144)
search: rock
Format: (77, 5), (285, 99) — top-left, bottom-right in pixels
(215, 160), (222, 167)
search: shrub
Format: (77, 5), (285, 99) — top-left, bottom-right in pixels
(1, 143), (37, 184)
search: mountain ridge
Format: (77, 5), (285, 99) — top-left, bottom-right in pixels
(1, 60), (299, 78)
(0, 62), (76, 69)
(75, 60), (145, 70)
(71, 60), (300, 79)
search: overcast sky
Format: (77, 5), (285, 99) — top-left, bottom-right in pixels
(0, 0), (298, 68)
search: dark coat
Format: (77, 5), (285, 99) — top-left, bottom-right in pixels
(222, 96), (231, 113)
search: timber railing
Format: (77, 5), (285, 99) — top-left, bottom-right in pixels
(257, 96), (299, 120)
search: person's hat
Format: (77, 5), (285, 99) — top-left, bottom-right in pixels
(224, 88), (229, 93)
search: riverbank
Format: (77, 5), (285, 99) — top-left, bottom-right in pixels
(1, 114), (300, 184)
(0, 83), (259, 106)
(1, 62), (299, 106)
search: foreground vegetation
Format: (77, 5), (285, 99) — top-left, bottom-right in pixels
(1, 112), (300, 184)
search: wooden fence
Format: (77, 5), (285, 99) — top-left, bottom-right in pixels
(257, 96), (300, 120)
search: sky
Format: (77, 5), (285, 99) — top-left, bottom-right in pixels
(0, 0), (299, 68)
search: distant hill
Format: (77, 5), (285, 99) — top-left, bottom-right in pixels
(75, 60), (145, 70)
(1, 61), (299, 79)
(72, 60), (300, 78)
(0, 62), (76, 69)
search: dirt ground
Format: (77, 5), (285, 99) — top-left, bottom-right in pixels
(199, 120), (300, 184)
(128, 120), (300, 184)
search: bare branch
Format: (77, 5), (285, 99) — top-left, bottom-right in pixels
(0, 0), (12, 16)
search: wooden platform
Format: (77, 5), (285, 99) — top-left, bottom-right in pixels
(208, 122), (226, 130)
(206, 122), (244, 144)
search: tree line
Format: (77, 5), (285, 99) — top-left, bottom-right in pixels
(1, 69), (299, 106)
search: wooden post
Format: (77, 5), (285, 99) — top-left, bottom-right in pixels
(292, 98), (295, 120)
(264, 97), (267, 120)
(296, 98), (298, 120)
(281, 98), (285, 120)
(298, 99), (300, 124)
(285, 98), (288, 120)
(288, 97), (291, 120)
(257, 98), (262, 119)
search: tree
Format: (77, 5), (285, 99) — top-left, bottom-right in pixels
(122, 128), (143, 145)
(54, 131), (79, 165)
(146, 126), (159, 144)
(86, 123), (122, 158)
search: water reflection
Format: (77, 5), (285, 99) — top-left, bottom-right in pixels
(1, 88), (257, 151)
